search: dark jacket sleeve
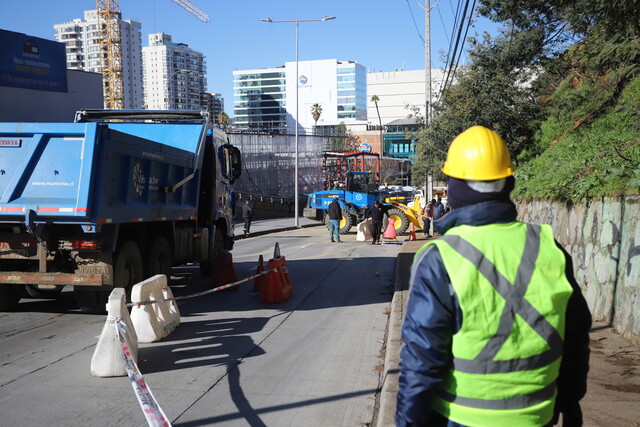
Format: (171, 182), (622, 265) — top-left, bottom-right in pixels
(396, 246), (462, 427)
(553, 242), (592, 426)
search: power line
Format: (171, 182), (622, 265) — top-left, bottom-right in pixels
(405, 0), (426, 46)
(440, 0), (476, 100)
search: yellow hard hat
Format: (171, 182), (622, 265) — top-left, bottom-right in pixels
(441, 125), (515, 180)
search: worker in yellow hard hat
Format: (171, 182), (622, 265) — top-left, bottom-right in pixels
(396, 126), (592, 426)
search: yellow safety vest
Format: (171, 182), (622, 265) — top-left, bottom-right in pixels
(422, 222), (573, 426)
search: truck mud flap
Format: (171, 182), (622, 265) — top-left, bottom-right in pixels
(0, 272), (104, 286)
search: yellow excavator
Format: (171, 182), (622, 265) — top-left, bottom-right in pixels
(382, 193), (425, 235)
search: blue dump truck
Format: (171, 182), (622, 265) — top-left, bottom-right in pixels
(0, 110), (242, 313)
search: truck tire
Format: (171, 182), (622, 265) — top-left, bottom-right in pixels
(25, 285), (64, 299)
(339, 209), (353, 234)
(74, 289), (109, 314)
(145, 237), (172, 279)
(0, 285), (22, 311)
(75, 241), (143, 314)
(200, 227), (224, 277)
(114, 241), (144, 291)
(385, 208), (410, 235)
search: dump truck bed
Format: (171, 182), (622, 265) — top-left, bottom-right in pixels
(0, 121), (206, 225)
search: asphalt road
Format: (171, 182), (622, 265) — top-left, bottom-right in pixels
(0, 222), (400, 426)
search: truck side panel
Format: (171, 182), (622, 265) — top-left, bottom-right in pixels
(0, 123), (98, 219)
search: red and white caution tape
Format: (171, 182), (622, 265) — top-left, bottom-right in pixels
(113, 318), (172, 427)
(127, 268), (278, 307)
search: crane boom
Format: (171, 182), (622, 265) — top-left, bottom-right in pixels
(170, 0), (210, 22)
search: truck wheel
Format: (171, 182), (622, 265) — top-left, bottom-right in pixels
(385, 208), (410, 235)
(75, 241), (143, 314)
(339, 209), (353, 234)
(200, 227), (224, 277)
(0, 285), (22, 311)
(74, 289), (109, 314)
(145, 237), (172, 279)
(114, 241), (144, 291)
(25, 285), (64, 299)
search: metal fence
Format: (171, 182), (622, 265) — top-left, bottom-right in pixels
(229, 132), (329, 200)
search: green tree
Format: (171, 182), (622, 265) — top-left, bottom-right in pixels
(310, 103), (323, 126)
(371, 95), (383, 149)
(328, 122), (360, 152)
(217, 111), (229, 130)
(410, 29), (544, 184)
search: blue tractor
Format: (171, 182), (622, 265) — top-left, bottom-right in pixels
(303, 151), (415, 235)
(304, 170), (380, 234)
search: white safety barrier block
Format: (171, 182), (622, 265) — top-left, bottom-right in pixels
(130, 274), (181, 343)
(91, 288), (139, 377)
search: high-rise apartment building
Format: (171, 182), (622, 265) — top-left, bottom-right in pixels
(233, 59), (367, 134)
(142, 32), (207, 110)
(53, 10), (143, 109)
(204, 93), (224, 123)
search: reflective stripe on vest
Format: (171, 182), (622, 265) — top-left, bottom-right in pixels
(422, 222), (573, 425)
(441, 225), (564, 376)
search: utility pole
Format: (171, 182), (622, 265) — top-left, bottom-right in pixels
(425, 0), (431, 125)
(425, 0), (433, 201)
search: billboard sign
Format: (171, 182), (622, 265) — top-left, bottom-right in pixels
(0, 29), (68, 93)
(359, 142), (372, 153)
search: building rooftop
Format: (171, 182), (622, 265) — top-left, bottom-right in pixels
(385, 118), (423, 127)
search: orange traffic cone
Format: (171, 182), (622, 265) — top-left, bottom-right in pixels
(382, 218), (400, 244)
(408, 223), (417, 241)
(215, 249), (239, 291)
(252, 254), (266, 293)
(383, 218), (397, 239)
(260, 256), (292, 303)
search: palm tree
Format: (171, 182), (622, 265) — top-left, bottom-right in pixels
(310, 103), (323, 128)
(217, 111), (229, 130)
(371, 95), (383, 148)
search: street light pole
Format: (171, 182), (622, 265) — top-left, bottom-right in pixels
(261, 16), (336, 228)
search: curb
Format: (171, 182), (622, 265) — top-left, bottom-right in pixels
(377, 239), (425, 426)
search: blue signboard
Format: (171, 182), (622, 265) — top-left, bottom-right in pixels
(0, 29), (68, 93)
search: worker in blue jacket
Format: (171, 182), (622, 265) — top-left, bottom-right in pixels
(396, 126), (591, 426)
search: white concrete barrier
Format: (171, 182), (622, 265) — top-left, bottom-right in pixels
(130, 274), (181, 343)
(90, 288), (139, 377)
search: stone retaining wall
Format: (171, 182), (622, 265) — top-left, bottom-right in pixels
(517, 196), (640, 345)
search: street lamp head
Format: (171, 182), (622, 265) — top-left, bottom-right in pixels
(260, 18), (273, 23)
(321, 16), (336, 21)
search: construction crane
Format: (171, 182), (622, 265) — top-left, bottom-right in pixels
(96, 0), (210, 110)
(97, 0), (124, 109)
(170, 0), (210, 22)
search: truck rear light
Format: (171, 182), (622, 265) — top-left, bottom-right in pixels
(59, 240), (100, 250)
(73, 240), (100, 250)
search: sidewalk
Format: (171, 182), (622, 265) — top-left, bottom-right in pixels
(233, 215), (322, 239)
(376, 237), (640, 426)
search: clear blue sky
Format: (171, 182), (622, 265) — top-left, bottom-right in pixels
(0, 0), (501, 115)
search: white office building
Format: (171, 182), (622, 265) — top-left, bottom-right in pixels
(53, 9), (144, 109)
(142, 32), (207, 110)
(366, 69), (447, 126)
(233, 59), (367, 133)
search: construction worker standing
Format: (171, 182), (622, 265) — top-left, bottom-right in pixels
(421, 199), (435, 237)
(396, 126), (591, 426)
